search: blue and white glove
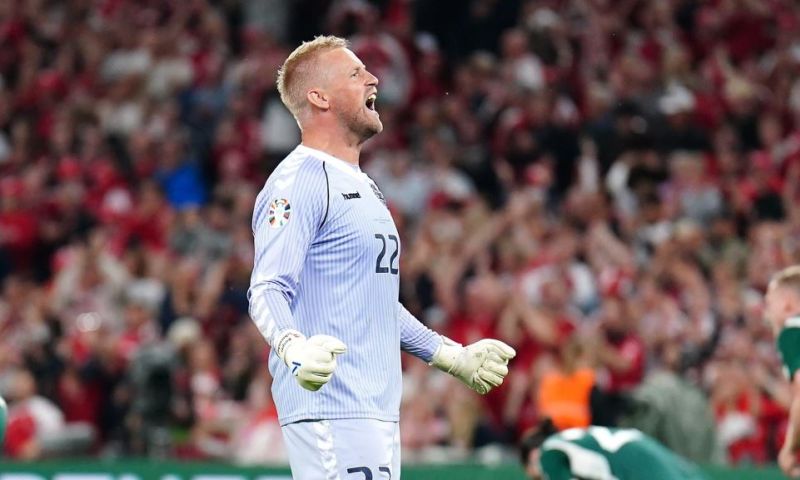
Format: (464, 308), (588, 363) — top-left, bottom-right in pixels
(431, 336), (516, 394)
(274, 330), (347, 391)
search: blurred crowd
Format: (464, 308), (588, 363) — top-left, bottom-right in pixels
(1, 0), (800, 467)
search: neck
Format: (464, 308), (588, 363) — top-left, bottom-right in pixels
(301, 123), (363, 166)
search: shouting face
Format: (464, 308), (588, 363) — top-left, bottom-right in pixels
(316, 47), (382, 142)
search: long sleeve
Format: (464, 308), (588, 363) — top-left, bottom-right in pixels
(247, 158), (327, 347)
(398, 303), (442, 362)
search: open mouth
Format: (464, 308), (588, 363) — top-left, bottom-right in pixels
(366, 93), (377, 111)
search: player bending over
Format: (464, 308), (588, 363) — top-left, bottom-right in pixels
(247, 35), (516, 479)
(765, 265), (800, 477)
(520, 420), (707, 480)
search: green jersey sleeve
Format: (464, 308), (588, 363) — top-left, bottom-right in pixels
(0, 396), (6, 447)
(539, 449), (574, 480)
(778, 324), (800, 380)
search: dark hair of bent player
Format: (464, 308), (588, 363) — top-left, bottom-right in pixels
(520, 418), (559, 464)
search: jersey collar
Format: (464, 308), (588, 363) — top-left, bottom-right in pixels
(295, 144), (365, 181)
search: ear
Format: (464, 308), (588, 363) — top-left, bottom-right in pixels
(307, 89), (329, 111)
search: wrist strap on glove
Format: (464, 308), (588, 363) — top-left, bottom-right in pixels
(430, 336), (463, 373)
(274, 329), (305, 365)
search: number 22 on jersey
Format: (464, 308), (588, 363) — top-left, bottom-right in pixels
(374, 233), (399, 274)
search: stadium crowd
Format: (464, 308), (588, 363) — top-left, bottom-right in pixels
(0, 0), (799, 466)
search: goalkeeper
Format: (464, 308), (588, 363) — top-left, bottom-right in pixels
(247, 35), (515, 479)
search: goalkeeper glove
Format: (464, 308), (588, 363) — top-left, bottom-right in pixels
(274, 330), (347, 391)
(431, 336), (516, 394)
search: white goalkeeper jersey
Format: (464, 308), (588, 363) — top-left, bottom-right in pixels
(248, 145), (441, 425)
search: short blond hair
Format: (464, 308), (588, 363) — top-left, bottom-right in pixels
(276, 35), (349, 122)
(770, 265), (800, 293)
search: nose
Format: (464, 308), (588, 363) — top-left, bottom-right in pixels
(366, 70), (379, 86)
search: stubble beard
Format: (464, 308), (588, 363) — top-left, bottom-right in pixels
(338, 108), (383, 144)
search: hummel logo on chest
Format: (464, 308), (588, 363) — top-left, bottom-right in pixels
(342, 192), (361, 200)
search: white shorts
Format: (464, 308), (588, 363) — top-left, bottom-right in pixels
(281, 418), (401, 480)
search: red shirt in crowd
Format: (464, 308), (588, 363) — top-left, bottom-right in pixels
(0, 209), (38, 271)
(607, 334), (645, 393)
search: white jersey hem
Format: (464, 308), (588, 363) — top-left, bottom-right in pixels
(280, 411), (400, 427)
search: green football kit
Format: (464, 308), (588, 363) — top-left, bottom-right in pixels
(0, 395), (6, 448)
(778, 317), (800, 381)
(539, 426), (706, 480)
